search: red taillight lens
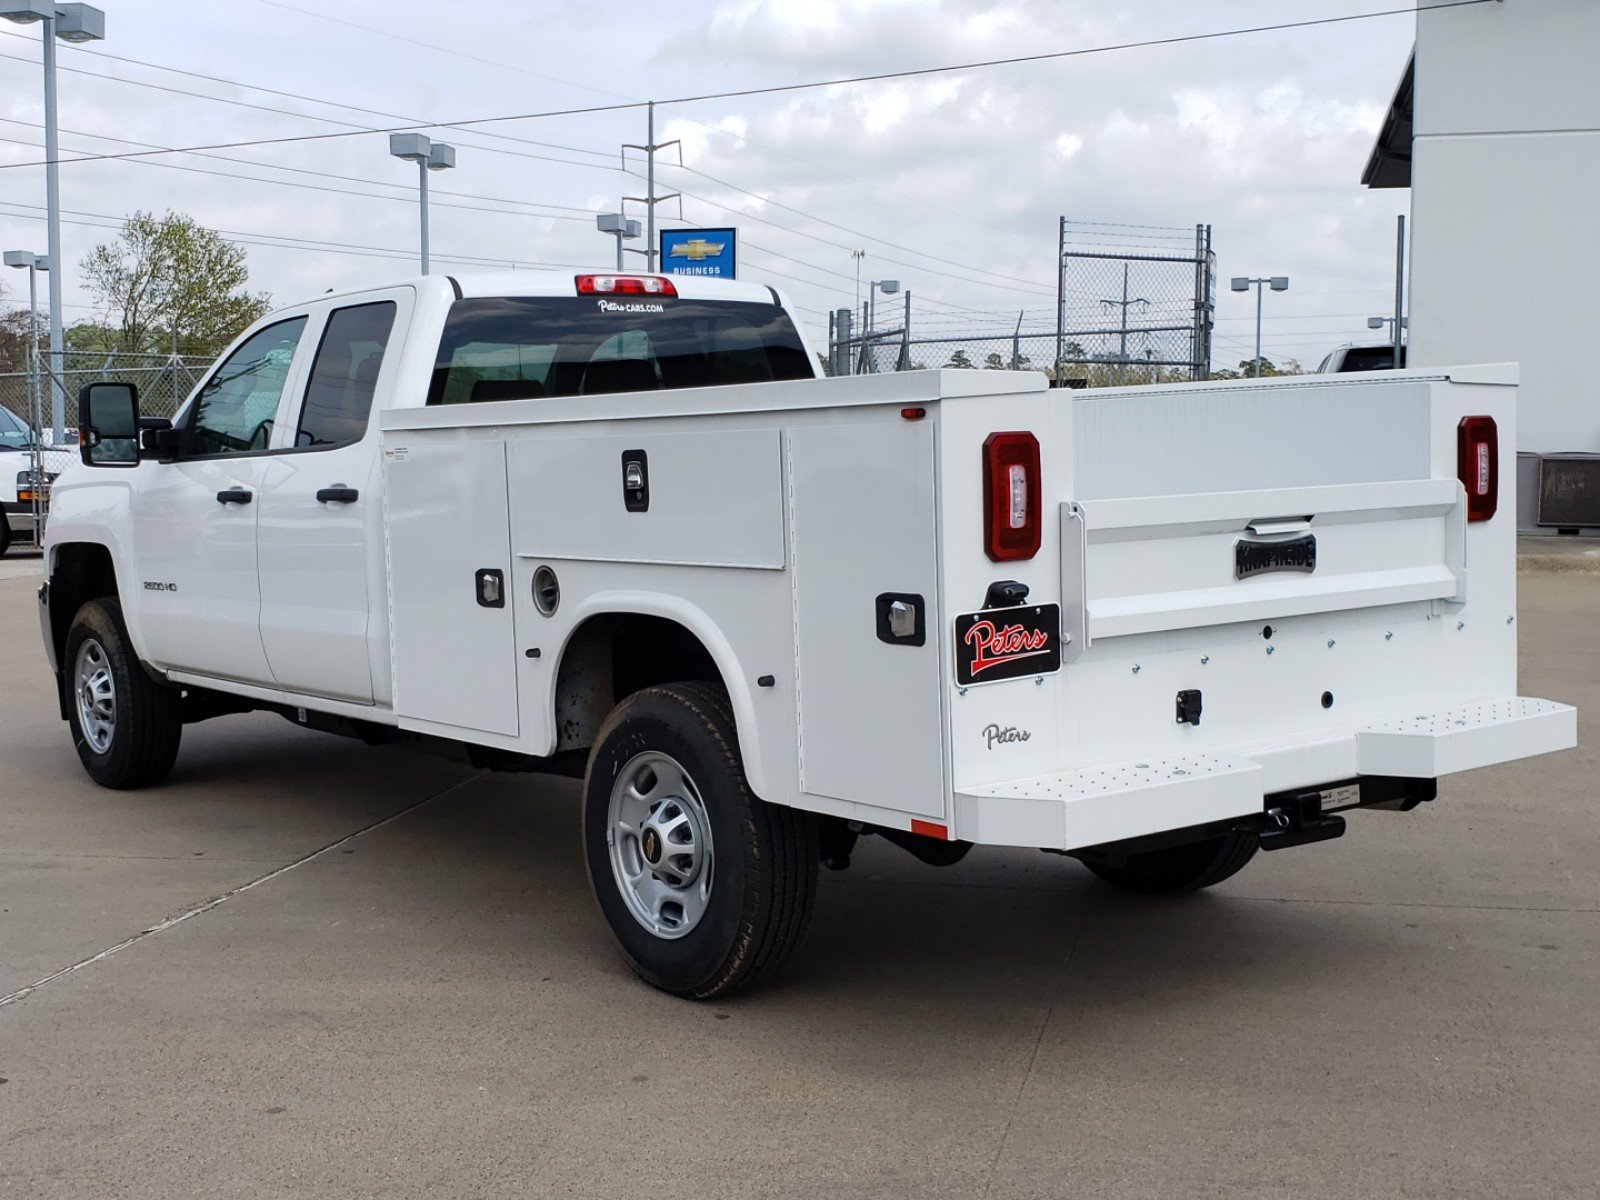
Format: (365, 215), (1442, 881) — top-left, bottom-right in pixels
(1457, 415), (1499, 522)
(983, 431), (1041, 561)
(575, 274), (677, 297)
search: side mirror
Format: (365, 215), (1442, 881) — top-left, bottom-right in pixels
(139, 416), (180, 459)
(78, 382), (141, 467)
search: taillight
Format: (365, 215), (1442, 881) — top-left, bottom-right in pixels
(982, 431), (1041, 561)
(575, 274), (677, 297)
(1457, 415), (1498, 522)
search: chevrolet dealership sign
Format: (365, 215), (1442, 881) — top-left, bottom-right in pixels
(661, 227), (737, 279)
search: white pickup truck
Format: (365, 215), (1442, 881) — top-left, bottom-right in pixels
(40, 270), (1575, 997)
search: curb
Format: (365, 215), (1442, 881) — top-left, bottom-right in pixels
(1518, 554), (1600, 574)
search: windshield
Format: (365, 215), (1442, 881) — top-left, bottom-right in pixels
(0, 406), (34, 450)
(428, 295), (813, 405)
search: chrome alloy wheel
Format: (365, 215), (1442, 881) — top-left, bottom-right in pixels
(606, 751), (713, 939)
(74, 637), (117, 755)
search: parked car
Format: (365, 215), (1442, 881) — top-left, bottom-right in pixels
(1318, 343), (1407, 372)
(39, 271), (1575, 996)
(0, 405), (63, 557)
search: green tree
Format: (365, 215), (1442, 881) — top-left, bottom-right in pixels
(82, 210), (270, 356)
(946, 349), (974, 369)
(63, 321), (122, 354)
(983, 352), (1007, 370)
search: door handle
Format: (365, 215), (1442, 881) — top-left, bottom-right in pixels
(316, 486), (359, 504)
(215, 488), (253, 505)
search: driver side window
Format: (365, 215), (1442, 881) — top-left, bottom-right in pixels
(183, 317), (307, 458)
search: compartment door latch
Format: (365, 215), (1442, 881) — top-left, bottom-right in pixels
(1176, 688), (1203, 726)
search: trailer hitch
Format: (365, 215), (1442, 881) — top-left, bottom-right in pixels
(1257, 789), (1346, 852)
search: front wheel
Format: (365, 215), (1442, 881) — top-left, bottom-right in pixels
(581, 682), (818, 999)
(64, 597), (182, 789)
(1081, 830), (1258, 895)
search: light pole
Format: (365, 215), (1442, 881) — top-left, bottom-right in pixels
(863, 280), (900, 374)
(2, 2), (105, 445)
(389, 133), (455, 273)
(5, 248), (49, 533)
(1230, 274), (1289, 377)
(596, 213), (642, 270)
(868, 279), (900, 333)
(1368, 313), (1408, 350)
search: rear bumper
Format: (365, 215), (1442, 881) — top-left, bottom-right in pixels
(4, 500), (35, 536)
(955, 695), (1576, 850)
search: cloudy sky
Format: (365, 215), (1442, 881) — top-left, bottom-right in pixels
(0, 0), (1415, 369)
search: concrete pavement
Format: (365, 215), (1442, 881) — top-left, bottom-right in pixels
(1, 568), (1595, 1198)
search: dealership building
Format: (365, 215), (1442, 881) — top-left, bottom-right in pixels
(1364, 0), (1600, 529)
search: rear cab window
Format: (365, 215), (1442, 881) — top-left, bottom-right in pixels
(427, 296), (813, 405)
(295, 301), (398, 448)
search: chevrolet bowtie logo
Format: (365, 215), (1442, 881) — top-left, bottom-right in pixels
(668, 238), (725, 261)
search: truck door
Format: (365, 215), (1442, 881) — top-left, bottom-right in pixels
(130, 316), (309, 685)
(255, 295), (407, 703)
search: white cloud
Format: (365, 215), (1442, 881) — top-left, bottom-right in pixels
(0, 0), (1417, 366)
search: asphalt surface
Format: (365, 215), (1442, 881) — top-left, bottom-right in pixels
(1, 551), (1595, 1199)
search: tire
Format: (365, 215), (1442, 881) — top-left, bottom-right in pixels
(1082, 830), (1258, 895)
(0, 515), (11, 558)
(581, 682), (819, 999)
(64, 597), (182, 789)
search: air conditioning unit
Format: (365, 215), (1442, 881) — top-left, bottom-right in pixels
(1537, 454), (1600, 529)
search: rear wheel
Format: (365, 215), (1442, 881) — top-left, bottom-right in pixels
(581, 682), (818, 998)
(1082, 830), (1258, 895)
(0, 516), (11, 558)
(64, 597), (182, 789)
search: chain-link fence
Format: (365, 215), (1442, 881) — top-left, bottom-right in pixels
(0, 350), (214, 432)
(825, 221), (1215, 387)
(0, 351), (214, 546)
(1055, 225), (1215, 385)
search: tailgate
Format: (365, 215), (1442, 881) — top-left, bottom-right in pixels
(941, 368), (1535, 807)
(1061, 477), (1463, 653)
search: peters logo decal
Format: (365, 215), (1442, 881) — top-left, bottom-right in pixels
(954, 604), (1062, 686)
(983, 723), (1032, 749)
(597, 299), (665, 314)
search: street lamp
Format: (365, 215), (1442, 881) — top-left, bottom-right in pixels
(868, 278), (900, 333)
(389, 133), (455, 274)
(2, 2), (106, 445)
(5, 248), (50, 533)
(596, 212), (642, 271)
(1230, 274), (1288, 377)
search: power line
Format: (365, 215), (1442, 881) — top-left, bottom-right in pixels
(250, 0), (633, 105)
(0, 45), (620, 175)
(0, 2), (1491, 173)
(0, 199), (588, 272)
(0, 26), (619, 168)
(0, 120), (603, 222)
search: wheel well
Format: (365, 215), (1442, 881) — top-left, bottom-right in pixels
(48, 542), (118, 665)
(553, 614), (721, 752)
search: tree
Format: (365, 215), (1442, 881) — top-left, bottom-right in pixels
(946, 349), (974, 369)
(82, 211), (270, 356)
(983, 352), (1007, 370)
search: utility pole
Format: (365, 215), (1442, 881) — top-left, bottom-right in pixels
(1055, 216), (1066, 384)
(622, 101), (681, 271)
(851, 250), (866, 314)
(1393, 213), (1406, 369)
(1099, 264), (1148, 386)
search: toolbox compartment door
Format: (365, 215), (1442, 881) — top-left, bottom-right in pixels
(385, 439), (520, 736)
(790, 419), (946, 818)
